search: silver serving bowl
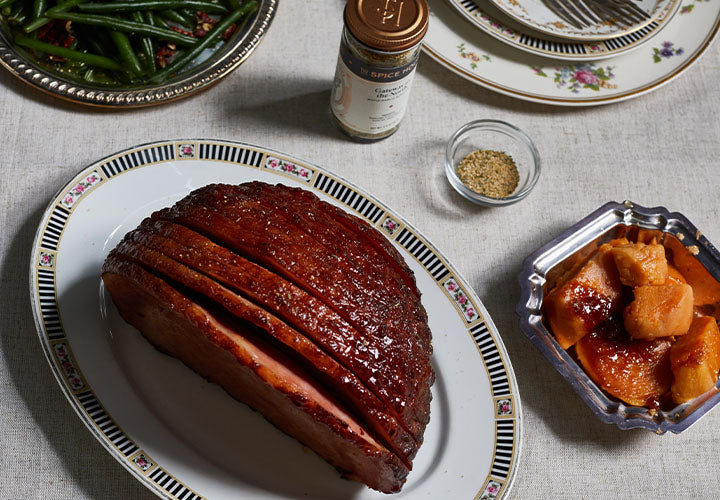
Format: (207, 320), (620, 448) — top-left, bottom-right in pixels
(0, 0), (275, 107)
(516, 200), (720, 433)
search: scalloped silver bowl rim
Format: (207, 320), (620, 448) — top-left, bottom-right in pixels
(0, 0), (276, 108)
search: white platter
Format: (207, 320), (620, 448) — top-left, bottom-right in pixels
(30, 140), (522, 500)
(423, 0), (720, 105)
(446, 0), (680, 61)
(489, 0), (674, 41)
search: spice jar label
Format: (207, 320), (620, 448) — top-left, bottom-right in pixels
(331, 43), (419, 136)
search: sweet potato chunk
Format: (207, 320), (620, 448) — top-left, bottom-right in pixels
(664, 235), (720, 305)
(544, 245), (623, 349)
(624, 283), (694, 340)
(670, 316), (720, 404)
(666, 264), (687, 285)
(576, 329), (673, 407)
(611, 243), (667, 287)
(635, 228), (663, 245)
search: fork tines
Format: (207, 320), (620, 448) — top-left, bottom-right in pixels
(542, 0), (650, 29)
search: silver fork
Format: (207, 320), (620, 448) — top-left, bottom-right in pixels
(543, 0), (649, 29)
(584, 0), (651, 26)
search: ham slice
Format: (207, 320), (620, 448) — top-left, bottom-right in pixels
(102, 256), (409, 493)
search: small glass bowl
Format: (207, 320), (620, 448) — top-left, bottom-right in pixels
(445, 120), (541, 206)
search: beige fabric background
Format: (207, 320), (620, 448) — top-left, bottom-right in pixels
(1, 0), (719, 498)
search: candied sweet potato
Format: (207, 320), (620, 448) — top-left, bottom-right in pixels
(544, 245), (623, 349)
(623, 283), (694, 340)
(575, 329), (673, 407)
(666, 263), (687, 285)
(611, 242), (668, 287)
(670, 316), (720, 404)
(664, 235), (720, 306)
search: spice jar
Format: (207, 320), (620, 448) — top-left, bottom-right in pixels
(330, 0), (429, 142)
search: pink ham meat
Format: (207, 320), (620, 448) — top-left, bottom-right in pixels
(102, 256), (409, 493)
(110, 238), (417, 464)
(152, 185), (433, 430)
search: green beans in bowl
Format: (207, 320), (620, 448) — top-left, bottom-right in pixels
(0, 0), (275, 106)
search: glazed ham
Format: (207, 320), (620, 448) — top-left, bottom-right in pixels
(101, 182), (434, 493)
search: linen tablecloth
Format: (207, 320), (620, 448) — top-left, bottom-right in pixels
(1, 1), (719, 498)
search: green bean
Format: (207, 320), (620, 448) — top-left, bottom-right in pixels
(14, 34), (124, 70)
(108, 30), (142, 75)
(149, 0), (256, 82)
(178, 7), (194, 19)
(24, 0), (83, 32)
(134, 10), (156, 73)
(0, 0), (15, 8)
(147, 10), (168, 28)
(7, 2), (26, 23)
(47, 12), (198, 46)
(160, 8), (193, 26)
(225, 0), (241, 10)
(31, 0), (45, 20)
(78, 1), (226, 14)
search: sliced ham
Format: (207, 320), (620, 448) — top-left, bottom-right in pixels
(153, 185), (433, 427)
(102, 182), (434, 493)
(130, 218), (426, 445)
(109, 238), (417, 463)
(102, 256), (409, 493)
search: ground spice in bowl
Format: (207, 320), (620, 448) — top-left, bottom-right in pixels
(456, 150), (519, 198)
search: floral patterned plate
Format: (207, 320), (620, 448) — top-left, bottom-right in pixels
(445, 0), (681, 60)
(489, 0), (674, 41)
(423, 0), (719, 105)
(29, 140), (522, 500)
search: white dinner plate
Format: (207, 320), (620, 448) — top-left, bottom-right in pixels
(30, 140), (522, 499)
(489, 0), (674, 41)
(423, 0), (720, 105)
(445, 0), (680, 61)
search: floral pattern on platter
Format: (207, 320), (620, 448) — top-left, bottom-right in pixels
(53, 343), (85, 391)
(496, 398), (513, 417)
(652, 41), (685, 62)
(474, 13), (515, 36)
(265, 157), (314, 182)
(39, 251), (55, 268)
(479, 479), (503, 500)
(132, 453), (154, 472)
(443, 278), (478, 323)
(457, 43), (491, 70)
(681, 0), (710, 14)
(60, 171), (102, 210)
(532, 64), (617, 93)
(176, 143), (196, 159)
(380, 216), (401, 236)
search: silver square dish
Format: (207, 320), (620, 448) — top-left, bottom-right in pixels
(516, 200), (720, 433)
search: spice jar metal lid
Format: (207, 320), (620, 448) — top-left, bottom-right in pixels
(344, 0), (429, 52)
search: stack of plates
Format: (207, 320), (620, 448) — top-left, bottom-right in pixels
(423, 0), (720, 105)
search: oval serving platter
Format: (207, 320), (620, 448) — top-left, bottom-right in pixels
(0, 1), (275, 107)
(29, 140), (522, 500)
